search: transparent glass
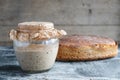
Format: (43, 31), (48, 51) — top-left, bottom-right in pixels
(13, 38), (59, 72)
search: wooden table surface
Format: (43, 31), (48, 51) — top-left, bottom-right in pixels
(0, 45), (120, 80)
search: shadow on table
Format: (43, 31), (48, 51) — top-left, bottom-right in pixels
(0, 65), (30, 77)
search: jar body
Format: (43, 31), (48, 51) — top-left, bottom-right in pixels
(13, 39), (59, 72)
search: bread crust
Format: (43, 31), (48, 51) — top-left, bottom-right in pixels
(57, 35), (118, 61)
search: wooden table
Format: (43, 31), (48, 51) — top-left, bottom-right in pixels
(0, 46), (120, 80)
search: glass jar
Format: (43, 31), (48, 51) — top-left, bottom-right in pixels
(13, 38), (59, 72)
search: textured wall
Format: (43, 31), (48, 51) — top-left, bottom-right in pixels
(0, 0), (120, 41)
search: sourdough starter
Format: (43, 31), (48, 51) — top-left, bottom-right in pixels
(14, 40), (59, 71)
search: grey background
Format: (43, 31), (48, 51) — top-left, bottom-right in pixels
(0, 0), (120, 41)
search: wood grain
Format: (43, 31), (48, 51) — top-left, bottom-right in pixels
(0, 0), (120, 42)
(0, 0), (120, 25)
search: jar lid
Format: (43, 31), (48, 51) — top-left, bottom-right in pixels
(10, 22), (67, 41)
(18, 22), (54, 30)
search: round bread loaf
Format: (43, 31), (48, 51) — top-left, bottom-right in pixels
(56, 35), (118, 61)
